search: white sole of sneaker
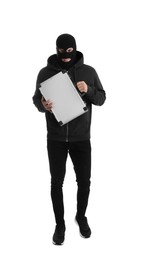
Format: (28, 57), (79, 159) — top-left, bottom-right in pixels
(52, 240), (64, 245)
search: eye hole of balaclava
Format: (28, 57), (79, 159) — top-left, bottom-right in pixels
(56, 33), (77, 69)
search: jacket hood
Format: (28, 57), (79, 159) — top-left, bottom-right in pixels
(47, 51), (84, 71)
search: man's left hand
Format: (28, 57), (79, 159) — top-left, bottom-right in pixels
(76, 81), (88, 93)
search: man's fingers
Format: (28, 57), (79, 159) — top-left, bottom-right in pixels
(76, 81), (88, 93)
(77, 81), (84, 86)
(45, 101), (53, 111)
(41, 97), (53, 111)
(42, 98), (52, 105)
(47, 100), (53, 106)
(77, 83), (84, 92)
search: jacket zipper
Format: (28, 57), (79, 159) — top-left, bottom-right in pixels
(66, 123), (69, 142)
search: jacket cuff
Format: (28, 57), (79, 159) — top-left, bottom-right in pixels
(37, 101), (46, 112)
(86, 85), (96, 97)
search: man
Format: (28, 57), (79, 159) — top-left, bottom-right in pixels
(32, 33), (106, 245)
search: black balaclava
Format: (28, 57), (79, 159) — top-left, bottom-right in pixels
(56, 33), (77, 70)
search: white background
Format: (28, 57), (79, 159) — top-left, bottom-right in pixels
(0, 0), (141, 259)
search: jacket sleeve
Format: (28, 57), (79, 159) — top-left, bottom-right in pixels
(32, 75), (46, 113)
(85, 69), (106, 106)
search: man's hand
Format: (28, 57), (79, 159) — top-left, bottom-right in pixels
(76, 81), (88, 93)
(41, 96), (53, 112)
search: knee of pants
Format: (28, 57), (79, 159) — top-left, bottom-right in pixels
(77, 180), (91, 190)
(51, 177), (64, 189)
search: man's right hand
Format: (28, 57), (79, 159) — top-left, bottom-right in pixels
(41, 97), (53, 112)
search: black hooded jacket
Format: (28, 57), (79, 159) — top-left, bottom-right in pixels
(32, 51), (106, 142)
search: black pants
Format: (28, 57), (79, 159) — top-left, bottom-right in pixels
(47, 140), (91, 226)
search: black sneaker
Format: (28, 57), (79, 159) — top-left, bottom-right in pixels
(52, 225), (66, 245)
(75, 215), (91, 238)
